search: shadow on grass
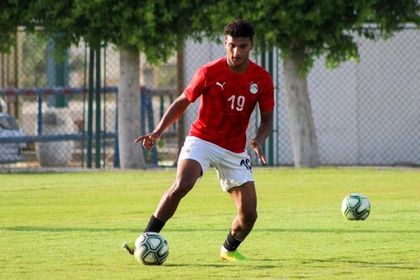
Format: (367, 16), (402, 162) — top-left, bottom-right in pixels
(165, 263), (278, 269)
(1, 226), (419, 234)
(255, 228), (420, 234)
(253, 257), (419, 271)
(301, 258), (419, 271)
(164, 263), (229, 268)
(0, 226), (139, 233)
(0, 226), (227, 233)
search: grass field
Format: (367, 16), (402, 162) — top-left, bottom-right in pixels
(0, 167), (419, 279)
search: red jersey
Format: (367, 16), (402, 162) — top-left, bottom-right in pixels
(184, 57), (274, 153)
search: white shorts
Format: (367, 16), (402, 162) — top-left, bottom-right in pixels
(178, 136), (254, 192)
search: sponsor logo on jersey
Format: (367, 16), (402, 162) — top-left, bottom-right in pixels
(249, 82), (258, 94)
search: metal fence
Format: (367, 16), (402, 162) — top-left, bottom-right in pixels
(0, 32), (178, 168)
(183, 28), (420, 167)
(296, 28), (419, 166)
(0, 28), (419, 169)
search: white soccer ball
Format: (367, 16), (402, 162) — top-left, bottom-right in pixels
(341, 193), (371, 221)
(134, 232), (169, 265)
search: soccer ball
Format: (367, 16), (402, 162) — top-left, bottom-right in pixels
(134, 232), (169, 265)
(341, 193), (371, 221)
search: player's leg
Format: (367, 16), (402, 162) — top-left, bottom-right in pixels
(229, 181), (258, 240)
(220, 181), (257, 261)
(123, 136), (211, 256)
(146, 158), (202, 231)
(143, 137), (211, 233)
(122, 159), (202, 255)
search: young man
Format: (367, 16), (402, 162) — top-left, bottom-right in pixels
(124, 20), (274, 261)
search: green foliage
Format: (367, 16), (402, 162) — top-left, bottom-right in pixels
(21, 0), (216, 63)
(0, 0), (21, 52)
(2, 0), (217, 62)
(208, 0), (419, 73)
(2, 0), (418, 68)
(0, 168), (419, 279)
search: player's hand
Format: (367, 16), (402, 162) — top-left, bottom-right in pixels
(250, 138), (267, 165)
(134, 132), (159, 150)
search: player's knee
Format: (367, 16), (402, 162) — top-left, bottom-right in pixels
(170, 177), (196, 198)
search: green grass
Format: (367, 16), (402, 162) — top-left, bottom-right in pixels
(0, 168), (419, 279)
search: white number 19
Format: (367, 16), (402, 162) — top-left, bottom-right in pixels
(227, 95), (245, 111)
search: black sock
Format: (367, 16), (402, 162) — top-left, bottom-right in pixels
(144, 215), (165, 233)
(223, 231), (242, 251)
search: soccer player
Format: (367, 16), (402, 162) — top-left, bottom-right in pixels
(123, 19), (274, 262)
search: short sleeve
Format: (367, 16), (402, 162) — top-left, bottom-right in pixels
(184, 67), (206, 103)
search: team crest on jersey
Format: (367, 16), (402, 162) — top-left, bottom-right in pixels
(249, 82), (258, 94)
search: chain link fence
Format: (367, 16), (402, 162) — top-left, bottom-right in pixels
(0, 32), (178, 169)
(307, 28), (419, 166)
(0, 28), (418, 169)
(183, 28), (420, 167)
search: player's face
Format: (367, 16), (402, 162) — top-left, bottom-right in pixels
(224, 35), (253, 72)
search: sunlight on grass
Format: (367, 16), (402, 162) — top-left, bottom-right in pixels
(0, 168), (419, 279)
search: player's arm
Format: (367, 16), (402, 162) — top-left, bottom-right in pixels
(250, 110), (273, 165)
(135, 93), (191, 150)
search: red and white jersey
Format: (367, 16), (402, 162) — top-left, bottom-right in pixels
(184, 57), (274, 153)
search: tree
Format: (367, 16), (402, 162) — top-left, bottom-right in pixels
(7, 0), (417, 168)
(205, 0), (419, 167)
(21, 0), (214, 168)
(0, 2), (16, 52)
(0, 1), (24, 53)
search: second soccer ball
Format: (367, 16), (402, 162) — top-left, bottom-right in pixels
(341, 193), (371, 221)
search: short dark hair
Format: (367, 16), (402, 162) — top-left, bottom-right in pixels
(223, 20), (255, 41)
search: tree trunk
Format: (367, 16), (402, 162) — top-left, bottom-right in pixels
(118, 45), (145, 168)
(283, 53), (320, 168)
